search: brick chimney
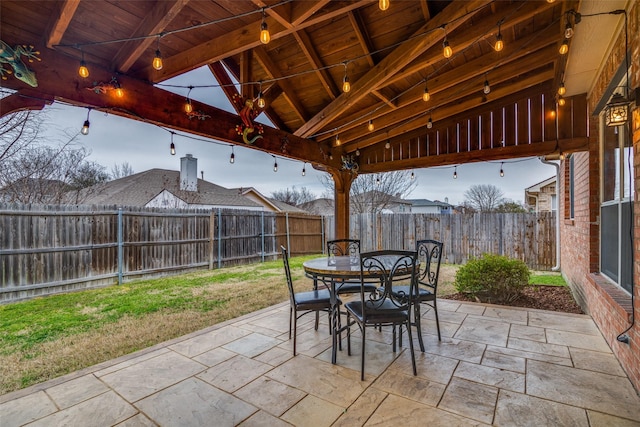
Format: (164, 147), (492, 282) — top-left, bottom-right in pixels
(180, 154), (198, 191)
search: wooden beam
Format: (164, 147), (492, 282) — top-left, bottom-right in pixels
(0, 93), (53, 117)
(45, 0), (81, 48)
(141, 0), (371, 82)
(294, 0), (492, 138)
(208, 62), (240, 113)
(293, 30), (339, 100)
(112, 0), (190, 73)
(0, 46), (338, 169)
(347, 10), (375, 67)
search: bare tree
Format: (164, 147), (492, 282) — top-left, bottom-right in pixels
(321, 170), (417, 214)
(496, 200), (526, 213)
(110, 162), (134, 179)
(0, 111), (41, 163)
(271, 185), (316, 206)
(463, 184), (505, 212)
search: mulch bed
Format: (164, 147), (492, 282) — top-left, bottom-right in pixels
(442, 285), (584, 314)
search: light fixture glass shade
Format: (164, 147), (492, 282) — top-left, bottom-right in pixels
(443, 39), (452, 58)
(559, 39), (568, 55)
(78, 61), (89, 78)
(494, 33), (503, 52)
(379, 0), (389, 11)
(260, 21), (270, 44)
(81, 120), (90, 135)
(605, 93), (629, 127)
(153, 50), (163, 70)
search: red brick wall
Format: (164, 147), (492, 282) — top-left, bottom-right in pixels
(560, 2), (639, 392)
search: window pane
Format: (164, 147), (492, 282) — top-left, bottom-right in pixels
(602, 125), (618, 202)
(622, 145), (634, 200)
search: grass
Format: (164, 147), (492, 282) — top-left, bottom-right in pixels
(0, 257), (566, 395)
(528, 272), (567, 286)
(0, 254), (319, 395)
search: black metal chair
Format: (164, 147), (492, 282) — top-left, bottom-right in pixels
(394, 239), (443, 352)
(326, 239), (377, 295)
(344, 250), (418, 380)
(281, 245), (335, 356)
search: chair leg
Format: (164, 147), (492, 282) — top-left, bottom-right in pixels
(433, 301), (442, 341)
(360, 326), (366, 381)
(346, 313), (352, 356)
(289, 306), (293, 340)
(405, 318), (417, 376)
(293, 311), (298, 356)
(415, 303), (425, 352)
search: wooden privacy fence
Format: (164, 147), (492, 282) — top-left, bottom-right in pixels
(325, 212), (556, 270)
(0, 203), (323, 303)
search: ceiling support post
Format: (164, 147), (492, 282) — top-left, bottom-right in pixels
(329, 168), (354, 241)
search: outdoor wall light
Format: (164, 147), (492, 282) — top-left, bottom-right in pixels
(605, 93), (629, 127)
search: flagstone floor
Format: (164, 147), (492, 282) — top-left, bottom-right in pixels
(2, 299), (640, 427)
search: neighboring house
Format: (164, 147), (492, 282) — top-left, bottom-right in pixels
(524, 176), (556, 212)
(234, 187), (307, 213)
(298, 198), (334, 216)
(408, 198), (454, 214)
(69, 154), (296, 212)
(351, 190), (413, 214)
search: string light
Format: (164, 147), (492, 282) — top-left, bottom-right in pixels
(78, 51), (89, 78)
(411, 170), (415, 180)
(559, 151), (566, 161)
(379, 0), (389, 11)
(385, 140), (390, 149)
(564, 21), (574, 39)
(184, 86), (193, 113)
(367, 120), (374, 132)
(376, 175), (381, 185)
(422, 80), (430, 102)
(499, 162), (504, 177)
(483, 76), (491, 95)
(273, 156), (278, 172)
(335, 135), (341, 145)
(113, 79), (124, 98)
(494, 25), (504, 52)
(229, 146), (235, 163)
(453, 165), (457, 179)
(152, 36), (163, 70)
(257, 82), (266, 109)
(81, 108), (91, 135)
(558, 96), (566, 106)
(427, 115), (433, 129)
(342, 63), (350, 93)
(442, 27), (452, 58)
(559, 39), (568, 55)
(355, 148), (360, 156)
(170, 132), (176, 155)
(302, 163), (306, 176)
(260, 8), (270, 44)
(558, 82), (566, 96)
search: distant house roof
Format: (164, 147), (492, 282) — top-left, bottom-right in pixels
(233, 187), (309, 213)
(298, 198), (334, 215)
(408, 198), (453, 208)
(69, 169), (261, 209)
(525, 176), (556, 193)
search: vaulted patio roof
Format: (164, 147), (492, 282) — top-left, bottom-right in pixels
(0, 0), (625, 235)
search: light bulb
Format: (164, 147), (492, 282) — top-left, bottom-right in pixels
(170, 142), (175, 155)
(443, 39), (452, 58)
(81, 120), (90, 135)
(564, 23), (574, 39)
(423, 86), (430, 102)
(78, 61), (89, 78)
(355, 148), (360, 156)
(367, 120), (374, 132)
(385, 141), (390, 149)
(558, 96), (566, 106)
(559, 39), (568, 55)
(273, 160), (278, 172)
(184, 99), (193, 113)
(494, 33), (504, 52)
(302, 165), (306, 176)
(500, 163), (504, 177)
(453, 167), (457, 179)
(115, 87), (124, 98)
(257, 92), (266, 108)
(558, 82), (566, 96)
(427, 117), (433, 129)
(411, 171), (415, 180)
(379, 0), (389, 11)
(230, 152), (235, 163)
(260, 11), (270, 44)
(335, 135), (341, 145)
(153, 51), (163, 70)
(559, 151), (566, 161)
(342, 75), (350, 93)
(483, 80), (491, 95)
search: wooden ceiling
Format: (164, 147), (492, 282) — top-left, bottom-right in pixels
(0, 0), (589, 175)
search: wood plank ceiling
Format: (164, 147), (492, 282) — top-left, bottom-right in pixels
(0, 0), (588, 176)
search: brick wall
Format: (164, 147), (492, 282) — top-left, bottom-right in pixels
(560, 1), (639, 392)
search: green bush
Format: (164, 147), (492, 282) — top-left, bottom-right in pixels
(454, 254), (530, 303)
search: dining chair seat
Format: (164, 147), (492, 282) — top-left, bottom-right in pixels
(344, 300), (409, 323)
(294, 289), (333, 308)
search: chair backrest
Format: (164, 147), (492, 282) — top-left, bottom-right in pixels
(281, 245), (296, 305)
(358, 250), (418, 317)
(327, 239), (360, 265)
(416, 239), (443, 291)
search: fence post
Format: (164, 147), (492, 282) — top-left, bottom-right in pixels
(117, 208), (123, 285)
(285, 212), (290, 254)
(209, 210), (215, 269)
(261, 210), (265, 262)
(217, 209), (222, 269)
(321, 216), (325, 254)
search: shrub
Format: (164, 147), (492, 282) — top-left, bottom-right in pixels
(454, 254), (530, 304)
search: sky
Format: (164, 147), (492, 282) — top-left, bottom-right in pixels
(35, 66), (557, 206)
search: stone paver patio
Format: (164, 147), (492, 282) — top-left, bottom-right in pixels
(2, 299), (639, 426)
